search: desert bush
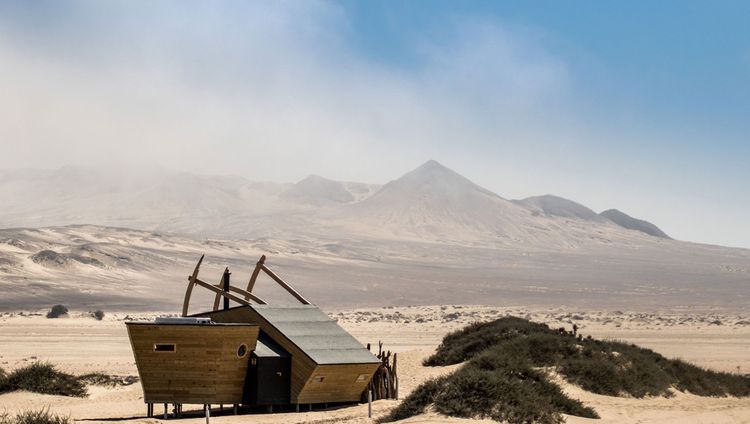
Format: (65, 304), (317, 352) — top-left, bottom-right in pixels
(385, 316), (750, 423)
(424, 317), (554, 366)
(664, 359), (750, 397)
(382, 377), (445, 422)
(6, 363), (86, 397)
(423, 316), (750, 399)
(45, 305), (68, 319)
(383, 352), (596, 424)
(6, 409), (72, 424)
(0, 367), (9, 392)
(90, 310), (104, 321)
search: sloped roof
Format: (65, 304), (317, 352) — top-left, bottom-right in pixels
(253, 332), (289, 358)
(250, 305), (380, 365)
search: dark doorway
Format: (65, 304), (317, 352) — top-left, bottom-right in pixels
(243, 331), (291, 406)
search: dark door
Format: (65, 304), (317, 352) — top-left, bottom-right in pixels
(244, 355), (291, 405)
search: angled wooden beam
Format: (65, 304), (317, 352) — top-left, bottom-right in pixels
(226, 285), (266, 305)
(244, 255), (266, 298)
(182, 254), (204, 317)
(192, 278), (252, 307)
(260, 263), (310, 305)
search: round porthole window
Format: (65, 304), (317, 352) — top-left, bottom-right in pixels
(237, 344), (248, 358)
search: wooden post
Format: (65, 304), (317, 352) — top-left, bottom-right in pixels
(205, 404), (210, 424)
(368, 389), (372, 418)
(233, 404), (238, 415)
(147, 403), (152, 417)
(295, 403), (300, 413)
(163, 403), (168, 419)
(393, 352), (399, 399)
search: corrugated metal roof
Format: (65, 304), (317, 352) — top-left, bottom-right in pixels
(250, 305), (380, 365)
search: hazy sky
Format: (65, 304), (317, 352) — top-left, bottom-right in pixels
(0, 1), (748, 248)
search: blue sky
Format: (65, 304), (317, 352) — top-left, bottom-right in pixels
(0, 1), (748, 247)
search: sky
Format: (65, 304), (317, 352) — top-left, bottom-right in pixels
(0, 1), (748, 248)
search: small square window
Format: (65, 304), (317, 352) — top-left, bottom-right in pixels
(154, 343), (176, 352)
(313, 376), (325, 383)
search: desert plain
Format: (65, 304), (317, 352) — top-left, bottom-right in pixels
(1, 305), (750, 423)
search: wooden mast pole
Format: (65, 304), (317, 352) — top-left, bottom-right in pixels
(182, 254), (204, 317)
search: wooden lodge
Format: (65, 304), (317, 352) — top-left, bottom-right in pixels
(126, 255), (380, 417)
(195, 304), (381, 405)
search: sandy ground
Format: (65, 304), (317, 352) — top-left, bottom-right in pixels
(1, 305), (750, 423)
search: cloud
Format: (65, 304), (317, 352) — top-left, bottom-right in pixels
(0, 1), (573, 183)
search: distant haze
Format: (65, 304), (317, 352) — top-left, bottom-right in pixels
(0, 1), (748, 248)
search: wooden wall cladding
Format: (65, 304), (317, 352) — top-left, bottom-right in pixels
(126, 323), (259, 404)
(297, 363), (380, 404)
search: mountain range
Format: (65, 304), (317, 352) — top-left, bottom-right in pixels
(1, 160), (748, 312)
(0, 160), (669, 245)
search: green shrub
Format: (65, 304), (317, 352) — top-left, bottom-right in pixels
(6, 363), (86, 397)
(384, 316), (750, 423)
(383, 354), (596, 424)
(45, 305), (68, 319)
(0, 367), (9, 392)
(90, 310), (104, 321)
(424, 317), (554, 366)
(6, 410), (72, 424)
(383, 377), (445, 422)
(423, 316), (750, 399)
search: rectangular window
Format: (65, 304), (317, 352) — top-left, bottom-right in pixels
(154, 343), (176, 352)
(356, 374), (369, 382)
(313, 376), (325, 383)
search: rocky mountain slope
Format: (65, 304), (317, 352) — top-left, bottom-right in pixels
(601, 209), (671, 239)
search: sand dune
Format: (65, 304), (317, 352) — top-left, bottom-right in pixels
(1, 306), (749, 423)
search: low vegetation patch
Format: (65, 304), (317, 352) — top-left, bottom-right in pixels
(1, 363), (86, 397)
(0, 409), (72, 424)
(0, 364), (138, 398)
(45, 305), (68, 319)
(383, 317), (750, 423)
(89, 310), (105, 320)
(0, 367), (8, 392)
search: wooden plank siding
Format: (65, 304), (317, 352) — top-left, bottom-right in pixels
(126, 323), (258, 404)
(300, 363), (381, 403)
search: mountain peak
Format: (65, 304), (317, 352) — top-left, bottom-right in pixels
(281, 174), (354, 205)
(600, 209), (671, 239)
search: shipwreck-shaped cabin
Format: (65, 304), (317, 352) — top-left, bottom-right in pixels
(127, 254), (379, 415)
